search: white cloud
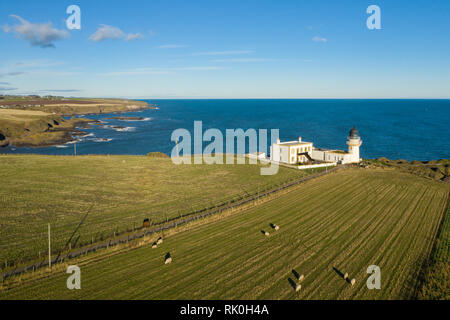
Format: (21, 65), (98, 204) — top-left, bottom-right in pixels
(173, 66), (226, 71)
(193, 50), (253, 56)
(27, 70), (80, 77)
(100, 69), (171, 76)
(0, 71), (28, 77)
(211, 58), (274, 63)
(89, 25), (143, 42)
(38, 89), (82, 93)
(12, 59), (64, 69)
(125, 33), (144, 41)
(3, 15), (69, 48)
(157, 44), (186, 49)
(99, 66), (225, 76)
(312, 36), (327, 43)
(89, 25), (124, 42)
(0, 86), (17, 91)
(0, 70), (79, 77)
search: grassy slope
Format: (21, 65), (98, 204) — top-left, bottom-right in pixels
(2, 168), (448, 299)
(0, 98), (151, 146)
(34, 99), (150, 116)
(0, 154), (305, 264)
(418, 197), (450, 299)
(0, 109), (91, 147)
(366, 158), (450, 182)
(0, 97), (150, 116)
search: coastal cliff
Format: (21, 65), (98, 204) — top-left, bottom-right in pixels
(0, 109), (95, 147)
(0, 97), (154, 147)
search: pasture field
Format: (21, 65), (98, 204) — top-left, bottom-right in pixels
(0, 97), (151, 115)
(0, 154), (305, 265)
(1, 168), (448, 299)
(418, 201), (450, 299)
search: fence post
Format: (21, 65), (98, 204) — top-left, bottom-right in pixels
(48, 223), (51, 271)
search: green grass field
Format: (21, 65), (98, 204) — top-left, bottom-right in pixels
(0, 154), (306, 265)
(418, 199), (450, 299)
(2, 168), (448, 299)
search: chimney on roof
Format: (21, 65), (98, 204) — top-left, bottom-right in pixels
(299, 136), (302, 142)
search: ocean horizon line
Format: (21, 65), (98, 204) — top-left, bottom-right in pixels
(97, 97), (450, 101)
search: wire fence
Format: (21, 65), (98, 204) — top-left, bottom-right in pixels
(1, 164), (345, 281)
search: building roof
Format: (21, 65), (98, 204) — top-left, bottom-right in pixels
(328, 150), (350, 155)
(349, 126), (360, 138)
(277, 140), (312, 146)
(314, 148), (350, 155)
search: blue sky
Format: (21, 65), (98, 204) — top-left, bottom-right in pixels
(0, 0), (449, 98)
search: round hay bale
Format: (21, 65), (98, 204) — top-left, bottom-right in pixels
(265, 232), (270, 236)
(165, 257), (172, 264)
(152, 243), (157, 249)
(299, 274), (304, 282)
(350, 278), (356, 286)
(275, 225), (280, 231)
(344, 272), (348, 280)
(295, 284), (301, 292)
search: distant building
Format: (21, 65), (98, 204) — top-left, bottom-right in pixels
(270, 127), (362, 165)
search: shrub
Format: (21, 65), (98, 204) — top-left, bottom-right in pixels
(146, 152), (169, 158)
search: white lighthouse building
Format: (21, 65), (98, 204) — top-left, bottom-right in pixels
(311, 126), (363, 164)
(346, 126), (363, 163)
(270, 126), (363, 165)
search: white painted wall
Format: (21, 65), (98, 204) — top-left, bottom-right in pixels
(311, 149), (356, 164)
(270, 144), (280, 162)
(347, 137), (362, 163)
(312, 149), (326, 161)
(298, 162), (336, 170)
(272, 133), (362, 165)
(279, 146), (289, 164)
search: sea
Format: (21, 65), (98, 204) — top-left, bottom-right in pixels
(1, 99), (449, 161)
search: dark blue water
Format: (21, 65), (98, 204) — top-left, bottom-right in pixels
(1, 99), (449, 161)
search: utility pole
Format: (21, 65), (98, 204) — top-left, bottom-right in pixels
(48, 223), (51, 270)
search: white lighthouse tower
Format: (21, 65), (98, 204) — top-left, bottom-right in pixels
(346, 126), (362, 163)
